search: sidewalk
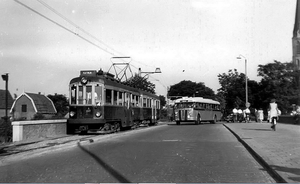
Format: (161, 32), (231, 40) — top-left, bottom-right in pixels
(224, 122), (300, 183)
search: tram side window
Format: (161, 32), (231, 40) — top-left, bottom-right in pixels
(86, 86), (92, 104)
(71, 85), (77, 104)
(113, 90), (118, 105)
(137, 96), (140, 107)
(118, 92), (123, 106)
(131, 95), (136, 107)
(143, 98), (147, 107)
(105, 89), (112, 104)
(78, 86), (83, 104)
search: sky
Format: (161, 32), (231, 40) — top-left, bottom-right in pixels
(0, 0), (297, 98)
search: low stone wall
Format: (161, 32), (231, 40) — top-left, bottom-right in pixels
(278, 115), (299, 125)
(12, 119), (67, 142)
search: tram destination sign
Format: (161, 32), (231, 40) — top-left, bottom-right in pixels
(80, 70), (97, 76)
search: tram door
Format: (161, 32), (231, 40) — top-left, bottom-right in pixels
(124, 92), (132, 125)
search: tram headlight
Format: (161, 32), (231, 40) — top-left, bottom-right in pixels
(70, 111), (75, 117)
(95, 111), (101, 118)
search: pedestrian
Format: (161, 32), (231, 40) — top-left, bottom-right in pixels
(232, 107), (238, 122)
(245, 107), (250, 123)
(257, 108), (264, 123)
(237, 108), (243, 122)
(268, 99), (280, 131)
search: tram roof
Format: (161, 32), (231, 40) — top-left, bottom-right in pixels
(174, 97), (220, 105)
(69, 70), (159, 99)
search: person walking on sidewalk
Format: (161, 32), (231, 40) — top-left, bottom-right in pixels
(268, 99), (281, 131)
(257, 108), (264, 123)
(232, 107), (238, 123)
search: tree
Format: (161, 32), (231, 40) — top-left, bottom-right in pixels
(122, 74), (156, 94)
(257, 60), (298, 113)
(47, 94), (69, 117)
(159, 95), (166, 107)
(217, 69), (260, 115)
(168, 80), (215, 100)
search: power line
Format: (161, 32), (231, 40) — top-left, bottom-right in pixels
(36, 0), (126, 57)
(15, 0), (159, 74)
(14, 0), (116, 56)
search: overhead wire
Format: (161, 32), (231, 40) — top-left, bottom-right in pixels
(36, 0), (126, 58)
(14, 0), (117, 56)
(15, 0), (159, 77)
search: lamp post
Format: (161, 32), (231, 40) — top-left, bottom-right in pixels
(237, 55), (249, 108)
(1, 73), (8, 122)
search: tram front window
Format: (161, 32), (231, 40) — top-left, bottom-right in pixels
(95, 85), (102, 105)
(86, 86), (92, 104)
(70, 85), (77, 105)
(78, 86), (83, 104)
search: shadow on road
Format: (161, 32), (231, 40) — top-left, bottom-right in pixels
(242, 128), (273, 131)
(77, 142), (130, 183)
(270, 165), (300, 182)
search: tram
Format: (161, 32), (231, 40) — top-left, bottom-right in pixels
(67, 69), (160, 134)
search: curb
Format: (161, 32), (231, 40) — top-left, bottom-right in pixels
(223, 123), (287, 183)
(0, 124), (167, 166)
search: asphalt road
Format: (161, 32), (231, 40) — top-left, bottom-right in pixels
(0, 122), (275, 183)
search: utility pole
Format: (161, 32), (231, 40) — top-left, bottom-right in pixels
(1, 73), (8, 122)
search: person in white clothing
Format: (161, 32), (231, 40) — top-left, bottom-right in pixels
(232, 107), (238, 123)
(268, 99), (280, 131)
(257, 108), (264, 123)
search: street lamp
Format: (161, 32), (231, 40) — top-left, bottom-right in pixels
(138, 67), (161, 79)
(237, 55), (249, 108)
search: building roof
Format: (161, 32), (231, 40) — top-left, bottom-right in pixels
(11, 92), (57, 114)
(0, 89), (14, 109)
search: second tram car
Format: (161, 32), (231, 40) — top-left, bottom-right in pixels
(67, 70), (160, 134)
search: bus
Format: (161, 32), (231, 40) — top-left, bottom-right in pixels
(174, 97), (221, 125)
(67, 70), (160, 134)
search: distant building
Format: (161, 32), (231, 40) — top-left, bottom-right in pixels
(10, 92), (57, 120)
(0, 89), (14, 118)
(292, 0), (300, 70)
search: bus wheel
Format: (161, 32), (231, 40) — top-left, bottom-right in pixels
(176, 121), (180, 125)
(195, 114), (201, 125)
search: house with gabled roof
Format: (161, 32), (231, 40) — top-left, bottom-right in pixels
(10, 92), (57, 120)
(0, 89), (14, 118)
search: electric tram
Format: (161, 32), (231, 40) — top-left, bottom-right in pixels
(67, 69), (160, 134)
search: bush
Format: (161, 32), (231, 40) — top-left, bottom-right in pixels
(33, 113), (45, 120)
(0, 118), (12, 143)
